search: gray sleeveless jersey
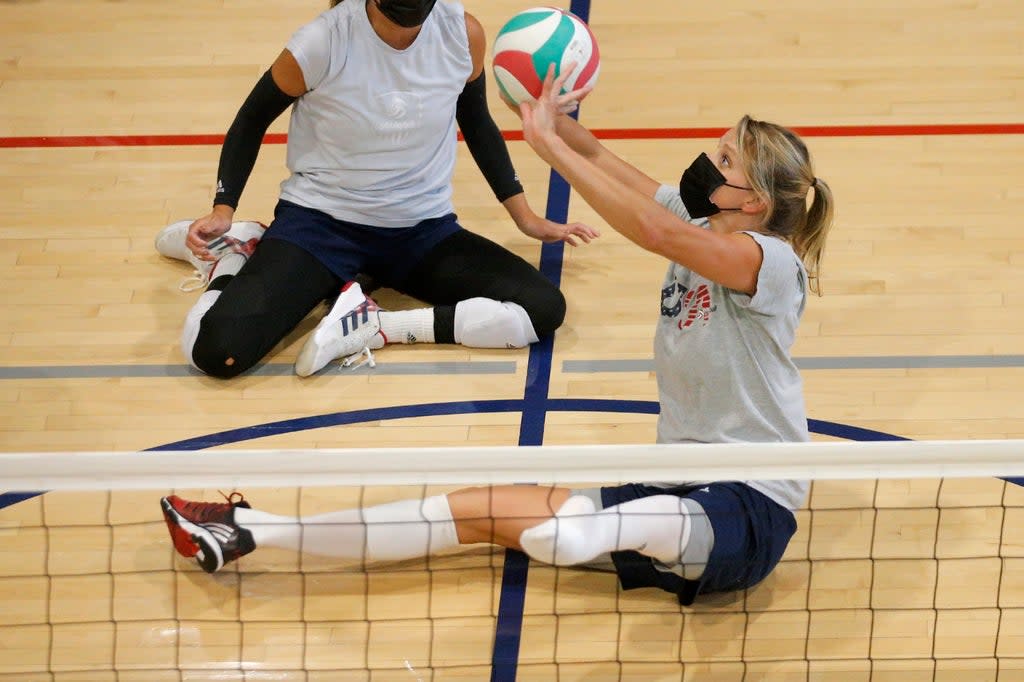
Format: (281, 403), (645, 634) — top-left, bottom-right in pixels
(650, 185), (811, 511)
(280, 0), (473, 227)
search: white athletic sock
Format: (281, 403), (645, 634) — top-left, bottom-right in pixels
(378, 309), (435, 344)
(233, 495), (458, 563)
(518, 494), (692, 567)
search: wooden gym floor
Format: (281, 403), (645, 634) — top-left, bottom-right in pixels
(1, 0), (1023, 679)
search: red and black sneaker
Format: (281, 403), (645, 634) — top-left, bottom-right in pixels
(160, 492), (256, 573)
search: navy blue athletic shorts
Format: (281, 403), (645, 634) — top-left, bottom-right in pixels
(600, 481), (797, 605)
(263, 199), (462, 287)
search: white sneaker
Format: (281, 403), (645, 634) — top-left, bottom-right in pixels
(155, 220), (265, 291)
(295, 281), (387, 377)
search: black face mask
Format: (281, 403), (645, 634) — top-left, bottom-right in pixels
(678, 152), (752, 219)
(376, 0), (437, 27)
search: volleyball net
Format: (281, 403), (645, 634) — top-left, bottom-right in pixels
(2, 440), (1023, 681)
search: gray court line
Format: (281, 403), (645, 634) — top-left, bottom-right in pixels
(795, 355), (1024, 369)
(563, 355), (1024, 373)
(0, 361), (517, 379)
(3, 355), (1024, 380)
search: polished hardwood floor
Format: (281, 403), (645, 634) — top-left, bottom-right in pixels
(1, 0), (1023, 679)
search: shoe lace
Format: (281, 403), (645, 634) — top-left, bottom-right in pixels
(344, 294), (384, 369)
(179, 270), (210, 293)
(177, 491), (247, 523)
(342, 345), (377, 369)
(219, 490), (247, 506)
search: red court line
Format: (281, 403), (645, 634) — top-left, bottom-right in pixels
(1, 123), (1022, 149)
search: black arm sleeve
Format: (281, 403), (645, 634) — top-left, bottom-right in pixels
(455, 71), (524, 203)
(213, 69), (298, 209)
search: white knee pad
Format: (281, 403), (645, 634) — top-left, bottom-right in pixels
(180, 290), (220, 369)
(453, 298), (539, 348)
(519, 494), (599, 566)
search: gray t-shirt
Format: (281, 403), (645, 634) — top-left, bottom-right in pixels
(280, 0), (473, 227)
(651, 185), (810, 511)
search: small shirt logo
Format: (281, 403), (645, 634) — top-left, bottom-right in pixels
(374, 91), (420, 134)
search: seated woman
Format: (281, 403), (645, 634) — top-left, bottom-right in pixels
(159, 66), (834, 604)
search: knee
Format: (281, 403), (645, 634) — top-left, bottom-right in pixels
(523, 286), (566, 338)
(191, 322), (259, 379)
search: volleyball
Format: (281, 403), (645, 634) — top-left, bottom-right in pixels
(492, 7), (600, 106)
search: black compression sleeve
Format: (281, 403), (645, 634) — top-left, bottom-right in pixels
(455, 71), (524, 203)
(213, 70), (298, 209)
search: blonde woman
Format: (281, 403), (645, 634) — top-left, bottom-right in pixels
(160, 69), (833, 605)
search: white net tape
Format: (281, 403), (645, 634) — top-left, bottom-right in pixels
(3, 439), (1024, 490)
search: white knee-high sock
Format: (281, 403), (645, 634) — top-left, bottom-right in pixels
(378, 309), (435, 344)
(453, 298), (538, 348)
(233, 495), (459, 563)
(519, 494), (692, 567)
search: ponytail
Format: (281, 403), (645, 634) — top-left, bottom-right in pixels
(737, 115), (835, 295)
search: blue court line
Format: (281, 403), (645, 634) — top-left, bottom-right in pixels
(490, 0), (593, 670)
(489, 177), (575, 682)
(487, 231), (560, 680)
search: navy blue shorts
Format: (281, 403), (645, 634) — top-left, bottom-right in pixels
(263, 199), (463, 287)
(600, 482), (797, 605)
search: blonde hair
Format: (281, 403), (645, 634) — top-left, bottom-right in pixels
(736, 115), (834, 295)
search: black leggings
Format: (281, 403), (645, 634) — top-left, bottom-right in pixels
(191, 231), (565, 378)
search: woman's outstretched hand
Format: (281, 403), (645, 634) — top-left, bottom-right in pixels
(519, 64), (593, 158)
